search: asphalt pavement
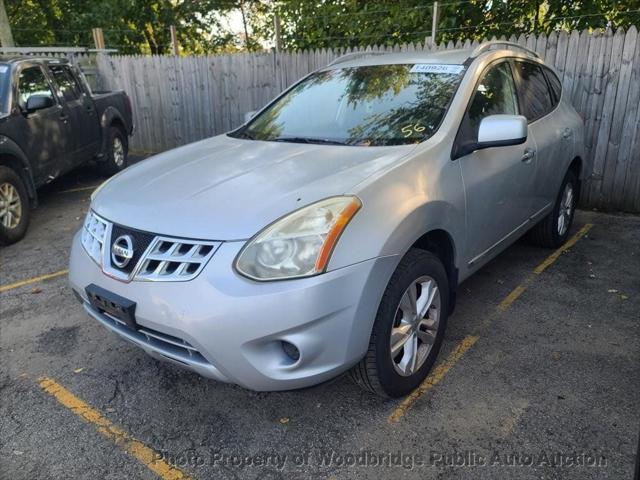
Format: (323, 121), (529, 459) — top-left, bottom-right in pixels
(1, 160), (638, 480)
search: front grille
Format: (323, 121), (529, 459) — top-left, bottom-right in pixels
(135, 237), (218, 281)
(81, 210), (221, 282)
(109, 224), (155, 273)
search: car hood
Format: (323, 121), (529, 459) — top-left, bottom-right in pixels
(92, 135), (412, 240)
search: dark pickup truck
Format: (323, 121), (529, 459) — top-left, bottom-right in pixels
(0, 56), (133, 245)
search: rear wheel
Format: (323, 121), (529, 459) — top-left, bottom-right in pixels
(0, 166), (30, 246)
(529, 169), (578, 248)
(350, 249), (449, 397)
(97, 126), (128, 176)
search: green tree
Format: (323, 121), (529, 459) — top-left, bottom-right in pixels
(259, 0), (640, 50)
(6, 0), (242, 54)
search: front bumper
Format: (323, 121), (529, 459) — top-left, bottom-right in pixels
(69, 232), (397, 391)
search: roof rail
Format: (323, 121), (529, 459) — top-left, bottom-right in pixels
(470, 41), (541, 59)
(328, 51), (387, 67)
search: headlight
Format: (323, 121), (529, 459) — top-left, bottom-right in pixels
(235, 196), (361, 281)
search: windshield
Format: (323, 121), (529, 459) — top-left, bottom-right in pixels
(0, 64), (10, 113)
(232, 64), (465, 146)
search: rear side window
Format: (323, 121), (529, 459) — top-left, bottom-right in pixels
(545, 67), (562, 104)
(17, 67), (55, 110)
(49, 65), (83, 102)
(513, 61), (553, 122)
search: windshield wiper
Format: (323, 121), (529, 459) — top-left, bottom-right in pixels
(229, 130), (256, 140)
(272, 136), (348, 146)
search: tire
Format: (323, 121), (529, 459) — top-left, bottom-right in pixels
(97, 126), (128, 176)
(0, 166), (30, 246)
(529, 169), (578, 248)
(350, 248), (450, 398)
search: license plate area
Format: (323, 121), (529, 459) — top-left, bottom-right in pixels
(85, 284), (137, 331)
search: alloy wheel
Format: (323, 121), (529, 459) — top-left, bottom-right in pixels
(113, 137), (125, 167)
(390, 275), (441, 377)
(557, 183), (574, 236)
(0, 182), (22, 230)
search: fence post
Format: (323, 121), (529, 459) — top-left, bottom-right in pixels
(92, 28), (105, 50)
(431, 2), (439, 46)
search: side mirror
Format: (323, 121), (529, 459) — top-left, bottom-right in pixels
(244, 110), (257, 123)
(477, 114), (527, 149)
(26, 95), (54, 112)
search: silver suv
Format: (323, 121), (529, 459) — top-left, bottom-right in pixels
(69, 42), (584, 397)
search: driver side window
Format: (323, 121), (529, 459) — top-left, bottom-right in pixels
(455, 62), (518, 155)
(17, 67), (55, 111)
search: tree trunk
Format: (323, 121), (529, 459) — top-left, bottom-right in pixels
(239, 0), (251, 51)
(143, 27), (160, 55)
(0, 0), (15, 47)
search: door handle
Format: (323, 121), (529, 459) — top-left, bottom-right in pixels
(562, 128), (573, 139)
(59, 113), (69, 123)
(521, 147), (536, 163)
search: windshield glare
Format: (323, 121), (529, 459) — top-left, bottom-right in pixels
(236, 64), (464, 146)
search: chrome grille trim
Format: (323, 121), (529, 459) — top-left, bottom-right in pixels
(81, 211), (109, 265)
(80, 210), (221, 282)
(135, 236), (219, 282)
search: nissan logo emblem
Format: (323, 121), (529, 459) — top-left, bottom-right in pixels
(111, 235), (134, 268)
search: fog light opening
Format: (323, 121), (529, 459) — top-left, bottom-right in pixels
(281, 341), (300, 363)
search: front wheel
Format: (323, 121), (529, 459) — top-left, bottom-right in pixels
(529, 169), (578, 248)
(0, 166), (30, 246)
(350, 249), (449, 397)
(97, 126), (128, 176)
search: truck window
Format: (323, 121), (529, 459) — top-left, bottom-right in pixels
(0, 64), (9, 113)
(49, 65), (83, 102)
(17, 67), (55, 110)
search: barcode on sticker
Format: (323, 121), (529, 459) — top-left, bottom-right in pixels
(410, 64), (465, 74)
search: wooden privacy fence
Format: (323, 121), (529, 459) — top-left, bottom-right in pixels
(95, 28), (640, 212)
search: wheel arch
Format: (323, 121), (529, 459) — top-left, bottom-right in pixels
(99, 107), (128, 158)
(568, 155), (583, 201)
(0, 137), (37, 206)
(410, 228), (459, 315)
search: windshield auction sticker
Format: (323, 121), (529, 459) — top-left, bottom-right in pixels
(410, 64), (465, 74)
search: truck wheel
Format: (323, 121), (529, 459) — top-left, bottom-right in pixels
(529, 169), (578, 248)
(350, 249), (449, 398)
(0, 166), (30, 246)
(97, 126), (128, 176)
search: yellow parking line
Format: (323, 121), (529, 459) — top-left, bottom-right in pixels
(498, 223), (594, 310)
(0, 269), (69, 293)
(498, 284), (527, 311)
(388, 223), (594, 423)
(500, 399), (530, 437)
(38, 377), (190, 480)
(534, 223), (594, 274)
(388, 335), (478, 423)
